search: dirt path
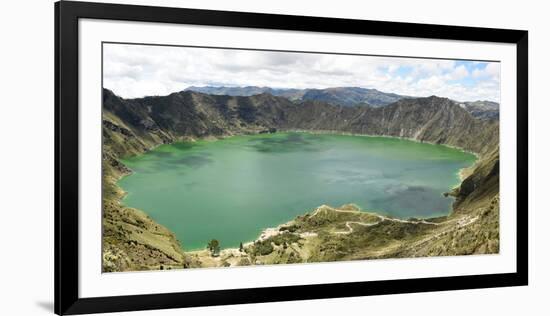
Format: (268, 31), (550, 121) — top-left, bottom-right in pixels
(334, 221), (380, 234)
(311, 205), (444, 233)
(408, 215), (480, 250)
(310, 205), (484, 238)
(374, 214), (441, 226)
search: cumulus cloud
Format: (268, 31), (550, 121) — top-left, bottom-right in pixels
(472, 63), (500, 80)
(103, 43), (500, 102)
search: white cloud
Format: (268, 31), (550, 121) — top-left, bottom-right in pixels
(103, 43), (500, 102)
(472, 63), (500, 79)
(446, 65), (469, 81)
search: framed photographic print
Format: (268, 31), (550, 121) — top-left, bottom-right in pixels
(55, 1), (528, 314)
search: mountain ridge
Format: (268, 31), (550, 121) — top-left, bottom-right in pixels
(102, 88), (500, 271)
(182, 85), (499, 119)
(458, 100), (500, 120)
(105, 88), (497, 155)
(184, 85), (407, 107)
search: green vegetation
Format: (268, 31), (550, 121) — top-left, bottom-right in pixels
(251, 240), (274, 256)
(269, 232), (302, 246)
(279, 224), (298, 233)
(207, 239), (221, 257)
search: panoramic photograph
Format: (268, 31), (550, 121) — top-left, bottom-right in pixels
(101, 43), (500, 272)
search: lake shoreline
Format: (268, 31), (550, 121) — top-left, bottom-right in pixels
(181, 201), (496, 269)
(116, 131), (477, 253)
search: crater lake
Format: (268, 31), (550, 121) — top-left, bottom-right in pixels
(117, 132), (476, 250)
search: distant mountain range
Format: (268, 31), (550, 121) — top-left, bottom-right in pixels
(185, 86), (499, 120)
(457, 101), (500, 120)
(185, 86), (299, 98)
(185, 86), (407, 107)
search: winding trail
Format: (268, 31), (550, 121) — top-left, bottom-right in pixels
(408, 214), (480, 250)
(254, 205), (480, 250)
(311, 205), (443, 235)
(310, 205), (481, 237)
(312, 204), (483, 259)
(334, 221), (379, 235)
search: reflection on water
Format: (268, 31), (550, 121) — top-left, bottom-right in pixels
(246, 133), (325, 153)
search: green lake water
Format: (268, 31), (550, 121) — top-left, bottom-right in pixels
(118, 132), (476, 250)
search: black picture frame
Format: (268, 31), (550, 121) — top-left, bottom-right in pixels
(55, 1), (528, 315)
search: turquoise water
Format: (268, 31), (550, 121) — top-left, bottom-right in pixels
(118, 132), (476, 250)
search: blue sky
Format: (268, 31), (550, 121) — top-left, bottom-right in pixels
(378, 60), (499, 100)
(103, 43), (500, 102)
(394, 61), (486, 84)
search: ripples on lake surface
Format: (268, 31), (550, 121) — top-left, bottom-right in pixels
(118, 132), (476, 250)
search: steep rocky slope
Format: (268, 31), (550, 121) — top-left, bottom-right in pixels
(102, 88), (500, 271)
(104, 89), (497, 153)
(281, 97), (498, 155)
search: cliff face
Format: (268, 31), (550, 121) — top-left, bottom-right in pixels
(281, 97), (498, 155)
(102, 88), (500, 271)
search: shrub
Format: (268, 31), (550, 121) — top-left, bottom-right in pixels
(279, 225), (298, 233)
(271, 233), (301, 246)
(253, 240), (274, 256)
